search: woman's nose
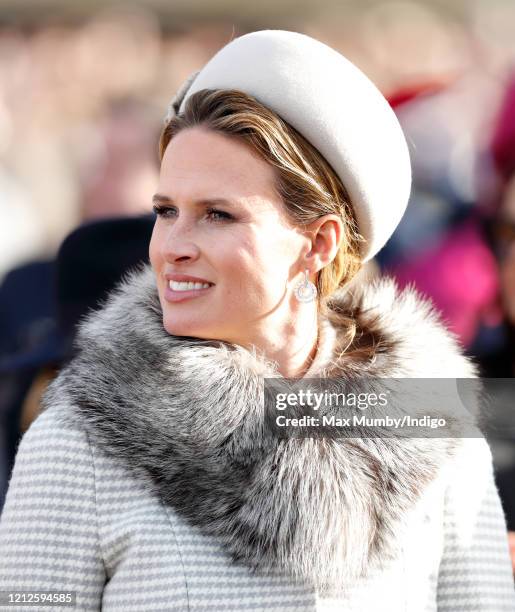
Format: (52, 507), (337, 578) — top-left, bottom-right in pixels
(161, 224), (201, 262)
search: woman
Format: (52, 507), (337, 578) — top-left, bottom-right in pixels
(0, 30), (514, 611)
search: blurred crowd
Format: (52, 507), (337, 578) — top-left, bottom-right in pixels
(1, 0), (515, 571)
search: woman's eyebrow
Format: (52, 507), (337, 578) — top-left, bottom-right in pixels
(152, 193), (237, 207)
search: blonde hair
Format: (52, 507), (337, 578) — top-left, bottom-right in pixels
(159, 88), (365, 305)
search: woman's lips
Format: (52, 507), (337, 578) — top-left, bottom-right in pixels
(164, 282), (215, 303)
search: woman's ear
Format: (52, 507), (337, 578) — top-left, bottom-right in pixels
(304, 214), (343, 270)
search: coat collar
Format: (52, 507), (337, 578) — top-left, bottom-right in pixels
(43, 262), (479, 595)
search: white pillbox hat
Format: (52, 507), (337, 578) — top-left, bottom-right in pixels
(165, 29), (412, 262)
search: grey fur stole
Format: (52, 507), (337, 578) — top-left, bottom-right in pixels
(41, 263), (481, 595)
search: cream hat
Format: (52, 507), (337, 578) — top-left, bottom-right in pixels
(164, 29), (412, 262)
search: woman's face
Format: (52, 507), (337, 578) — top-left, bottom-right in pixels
(149, 126), (313, 345)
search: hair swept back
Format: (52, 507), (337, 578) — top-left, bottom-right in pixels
(159, 88), (366, 345)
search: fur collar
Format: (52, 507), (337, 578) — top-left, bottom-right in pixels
(42, 262), (480, 596)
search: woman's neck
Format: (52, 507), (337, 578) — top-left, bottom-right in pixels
(240, 303), (320, 378)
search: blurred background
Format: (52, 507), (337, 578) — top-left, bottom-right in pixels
(0, 0), (512, 273)
(1, 0), (515, 564)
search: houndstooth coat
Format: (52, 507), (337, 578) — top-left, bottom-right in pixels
(0, 263), (514, 611)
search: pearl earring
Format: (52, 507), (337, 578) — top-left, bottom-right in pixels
(294, 269), (317, 303)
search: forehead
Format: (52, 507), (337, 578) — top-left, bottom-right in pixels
(159, 127), (279, 201)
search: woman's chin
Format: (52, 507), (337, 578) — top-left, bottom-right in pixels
(162, 315), (236, 343)
(162, 317), (200, 337)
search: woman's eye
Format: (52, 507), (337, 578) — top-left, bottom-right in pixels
(153, 204), (233, 222)
(206, 208), (233, 222)
(152, 204), (176, 218)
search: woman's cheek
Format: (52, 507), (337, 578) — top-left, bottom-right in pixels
(148, 226), (165, 270)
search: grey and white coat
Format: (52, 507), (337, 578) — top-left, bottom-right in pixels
(0, 263), (514, 611)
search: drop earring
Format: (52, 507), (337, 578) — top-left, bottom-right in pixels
(294, 269), (317, 303)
